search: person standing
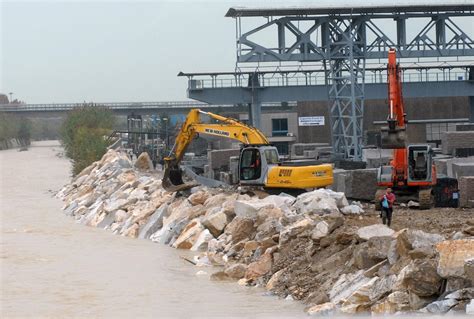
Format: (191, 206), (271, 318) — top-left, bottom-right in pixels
(380, 188), (396, 227)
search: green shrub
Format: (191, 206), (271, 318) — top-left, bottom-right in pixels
(60, 105), (115, 175)
(0, 112), (31, 147)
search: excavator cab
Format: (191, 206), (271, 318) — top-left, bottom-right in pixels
(407, 145), (433, 183)
(239, 145), (280, 186)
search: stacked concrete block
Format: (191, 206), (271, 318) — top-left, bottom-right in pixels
(434, 159), (449, 176)
(291, 143), (329, 156)
(458, 176), (474, 208)
(208, 149), (241, 170)
(329, 168), (377, 200)
(452, 163), (474, 179)
(303, 150), (318, 158)
(229, 156), (240, 184)
(441, 131), (474, 155)
(348, 169), (378, 200)
(315, 146), (333, 159)
(362, 148), (392, 168)
(329, 169), (347, 193)
(445, 157), (474, 178)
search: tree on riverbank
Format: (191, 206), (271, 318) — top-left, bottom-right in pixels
(60, 105), (115, 175)
(0, 112), (31, 149)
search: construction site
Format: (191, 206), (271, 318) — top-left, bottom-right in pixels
(2, 2), (474, 318)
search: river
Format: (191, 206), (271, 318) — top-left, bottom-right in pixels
(0, 141), (306, 318)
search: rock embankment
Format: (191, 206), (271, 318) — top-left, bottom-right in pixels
(57, 150), (474, 316)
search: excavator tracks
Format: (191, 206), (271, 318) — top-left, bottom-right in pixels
(418, 188), (433, 210)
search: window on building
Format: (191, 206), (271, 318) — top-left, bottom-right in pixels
(426, 122), (458, 143)
(273, 142), (289, 155)
(272, 118), (288, 137)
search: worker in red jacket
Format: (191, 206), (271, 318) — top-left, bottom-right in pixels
(380, 188), (396, 227)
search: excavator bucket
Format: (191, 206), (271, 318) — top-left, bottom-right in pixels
(381, 127), (407, 149)
(162, 163), (198, 192)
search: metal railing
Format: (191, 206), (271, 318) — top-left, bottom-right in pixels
(188, 67), (472, 90)
(0, 100), (296, 113)
(0, 101), (224, 112)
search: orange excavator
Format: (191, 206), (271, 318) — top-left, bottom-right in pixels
(375, 48), (437, 209)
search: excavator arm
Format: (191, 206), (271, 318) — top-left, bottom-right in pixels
(162, 109), (269, 191)
(381, 48), (407, 149)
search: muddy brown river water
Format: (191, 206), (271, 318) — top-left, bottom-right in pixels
(0, 141), (306, 318)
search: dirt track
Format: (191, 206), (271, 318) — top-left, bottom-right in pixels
(346, 206), (474, 236)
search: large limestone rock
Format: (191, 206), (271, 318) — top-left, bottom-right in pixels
(266, 268), (285, 291)
(396, 229), (445, 259)
(425, 299), (459, 314)
(293, 189), (341, 215)
(234, 195), (293, 218)
(340, 277), (379, 313)
(202, 210), (229, 237)
(103, 198), (131, 213)
(306, 302), (336, 316)
(352, 237), (393, 270)
(341, 204), (364, 215)
(245, 253), (273, 281)
(134, 152), (154, 171)
(172, 219), (204, 249)
(329, 270), (372, 304)
(190, 229), (214, 251)
(224, 263), (248, 279)
(356, 224), (394, 241)
(280, 218), (314, 244)
(369, 275), (397, 302)
(466, 299), (474, 315)
(138, 204), (169, 239)
(224, 217), (256, 243)
(436, 239), (474, 278)
(397, 260), (442, 297)
(371, 291), (411, 314)
(188, 190), (210, 206)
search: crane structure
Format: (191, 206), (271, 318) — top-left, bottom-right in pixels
(162, 109), (333, 193)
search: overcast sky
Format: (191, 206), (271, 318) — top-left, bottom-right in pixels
(1, 0), (472, 104)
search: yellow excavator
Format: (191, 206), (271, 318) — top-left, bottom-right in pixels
(162, 109), (333, 193)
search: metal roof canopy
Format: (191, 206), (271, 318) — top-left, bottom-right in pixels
(225, 4), (474, 17)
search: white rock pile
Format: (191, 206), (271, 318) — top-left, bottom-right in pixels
(57, 149), (474, 316)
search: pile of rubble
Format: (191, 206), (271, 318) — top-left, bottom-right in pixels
(57, 150), (474, 316)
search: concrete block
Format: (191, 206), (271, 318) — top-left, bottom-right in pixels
(329, 169), (347, 193)
(452, 163), (474, 179)
(363, 149), (392, 168)
(445, 157), (474, 178)
(441, 131), (474, 155)
(303, 150), (317, 158)
(434, 159), (448, 177)
(291, 143), (329, 156)
(330, 168), (377, 200)
(208, 149), (240, 170)
(315, 147), (333, 159)
(229, 156), (240, 184)
(348, 169), (378, 200)
(459, 176), (474, 208)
